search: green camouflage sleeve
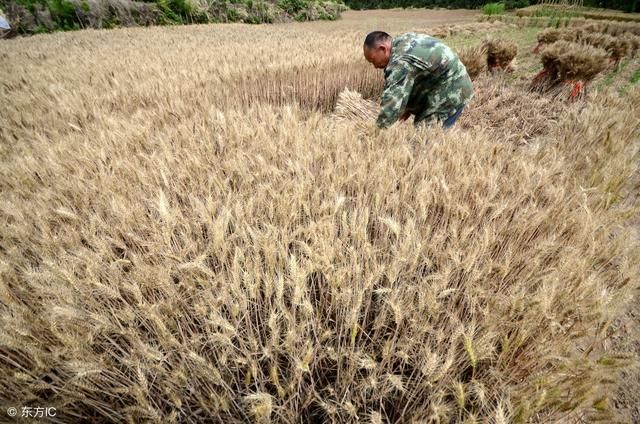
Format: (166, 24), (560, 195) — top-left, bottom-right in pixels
(375, 59), (415, 129)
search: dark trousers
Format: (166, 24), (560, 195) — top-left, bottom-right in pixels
(442, 106), (465, 129)
(413, 106), (465, 129)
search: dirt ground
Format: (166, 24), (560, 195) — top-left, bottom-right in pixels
(298, 8), (479, 32)
(341, 8), (478, 24)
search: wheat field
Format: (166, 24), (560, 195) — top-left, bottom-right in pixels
(1, 10), (640, 424)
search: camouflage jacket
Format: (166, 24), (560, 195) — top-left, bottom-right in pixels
(376, 32), (473, 129)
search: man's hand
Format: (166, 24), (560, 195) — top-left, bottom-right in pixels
(399, 111), (412, 122)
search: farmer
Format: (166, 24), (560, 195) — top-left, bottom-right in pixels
(363, 31), (473, 129)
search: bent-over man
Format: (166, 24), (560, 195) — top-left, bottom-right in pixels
(364, 31), (473, 129)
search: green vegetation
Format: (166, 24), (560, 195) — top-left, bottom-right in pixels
(602, 59), (629, 86)
(631, 68), (640, 84)
(482, 2), (505, 15)
(530, 7), (581, 19)
(0, 0), (347, 35)
(48, 0), (78, 29)
(278, 0), (306, 13)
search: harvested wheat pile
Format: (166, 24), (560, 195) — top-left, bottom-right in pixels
(535, 28), (581, 53)
(609, 37), (633, 61)
(567, 28), (586, 41)
(456, 44), (487, 80)
(333, 89), (379, 123)
(534, 41), (609, 99)
(560, 53), (607, 82)
(535, 28), (588, 53)
(537, 28), (563, 44)
(623, 32), (640, 54)
(484, 38), (518, 71)
(562, 28), (586, 43)
(577, 20), (640, 37)
(581, 22), (605, 33)
(605, 21), (640, 37)
(580, 32), (632, 61)
(541, 40), (609, 82)
(580, 32), (617, 51)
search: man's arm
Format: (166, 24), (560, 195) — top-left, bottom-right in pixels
(376, 59), (415, 129)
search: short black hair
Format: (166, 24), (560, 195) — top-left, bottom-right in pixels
(364, 31), (391, 49)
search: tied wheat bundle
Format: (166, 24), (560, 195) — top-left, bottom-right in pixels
(534, 28), (583, 53)
(610, 37), (633, 61)
(580, 33), (631, 61)
(581, 22), (606, 34)
(533, 41), (608, 98)
(579, 32), (615, 50)
(575, 20), (640, 37)
(559, 28), (587, 43)
(333, 89), (379, 123)
(484, 38), (518, 71)
(456, 44), (487, 80)
(566, 28), (586, 42)
(557, 45), (609, 82)
(622, 32), (640, 56)
(551, 28), (585, 43)
(537, 28), (563, 44)
(604, 21), (640, 37)
(541, 41), (608, 82)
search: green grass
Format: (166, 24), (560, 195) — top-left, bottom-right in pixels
(622, 69), (640, 94)
(602, 59), (630, 87)
(482, 2), (505, 16)
(535, 8), (580, 19)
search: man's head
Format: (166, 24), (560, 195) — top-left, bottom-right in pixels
(363, 31), (392, 69)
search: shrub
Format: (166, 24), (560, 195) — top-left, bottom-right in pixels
(502, 0), (528, 9)
(277, 0), (306, 14)
(482, 2), (504, 15)
(48, 0), (78, 28)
